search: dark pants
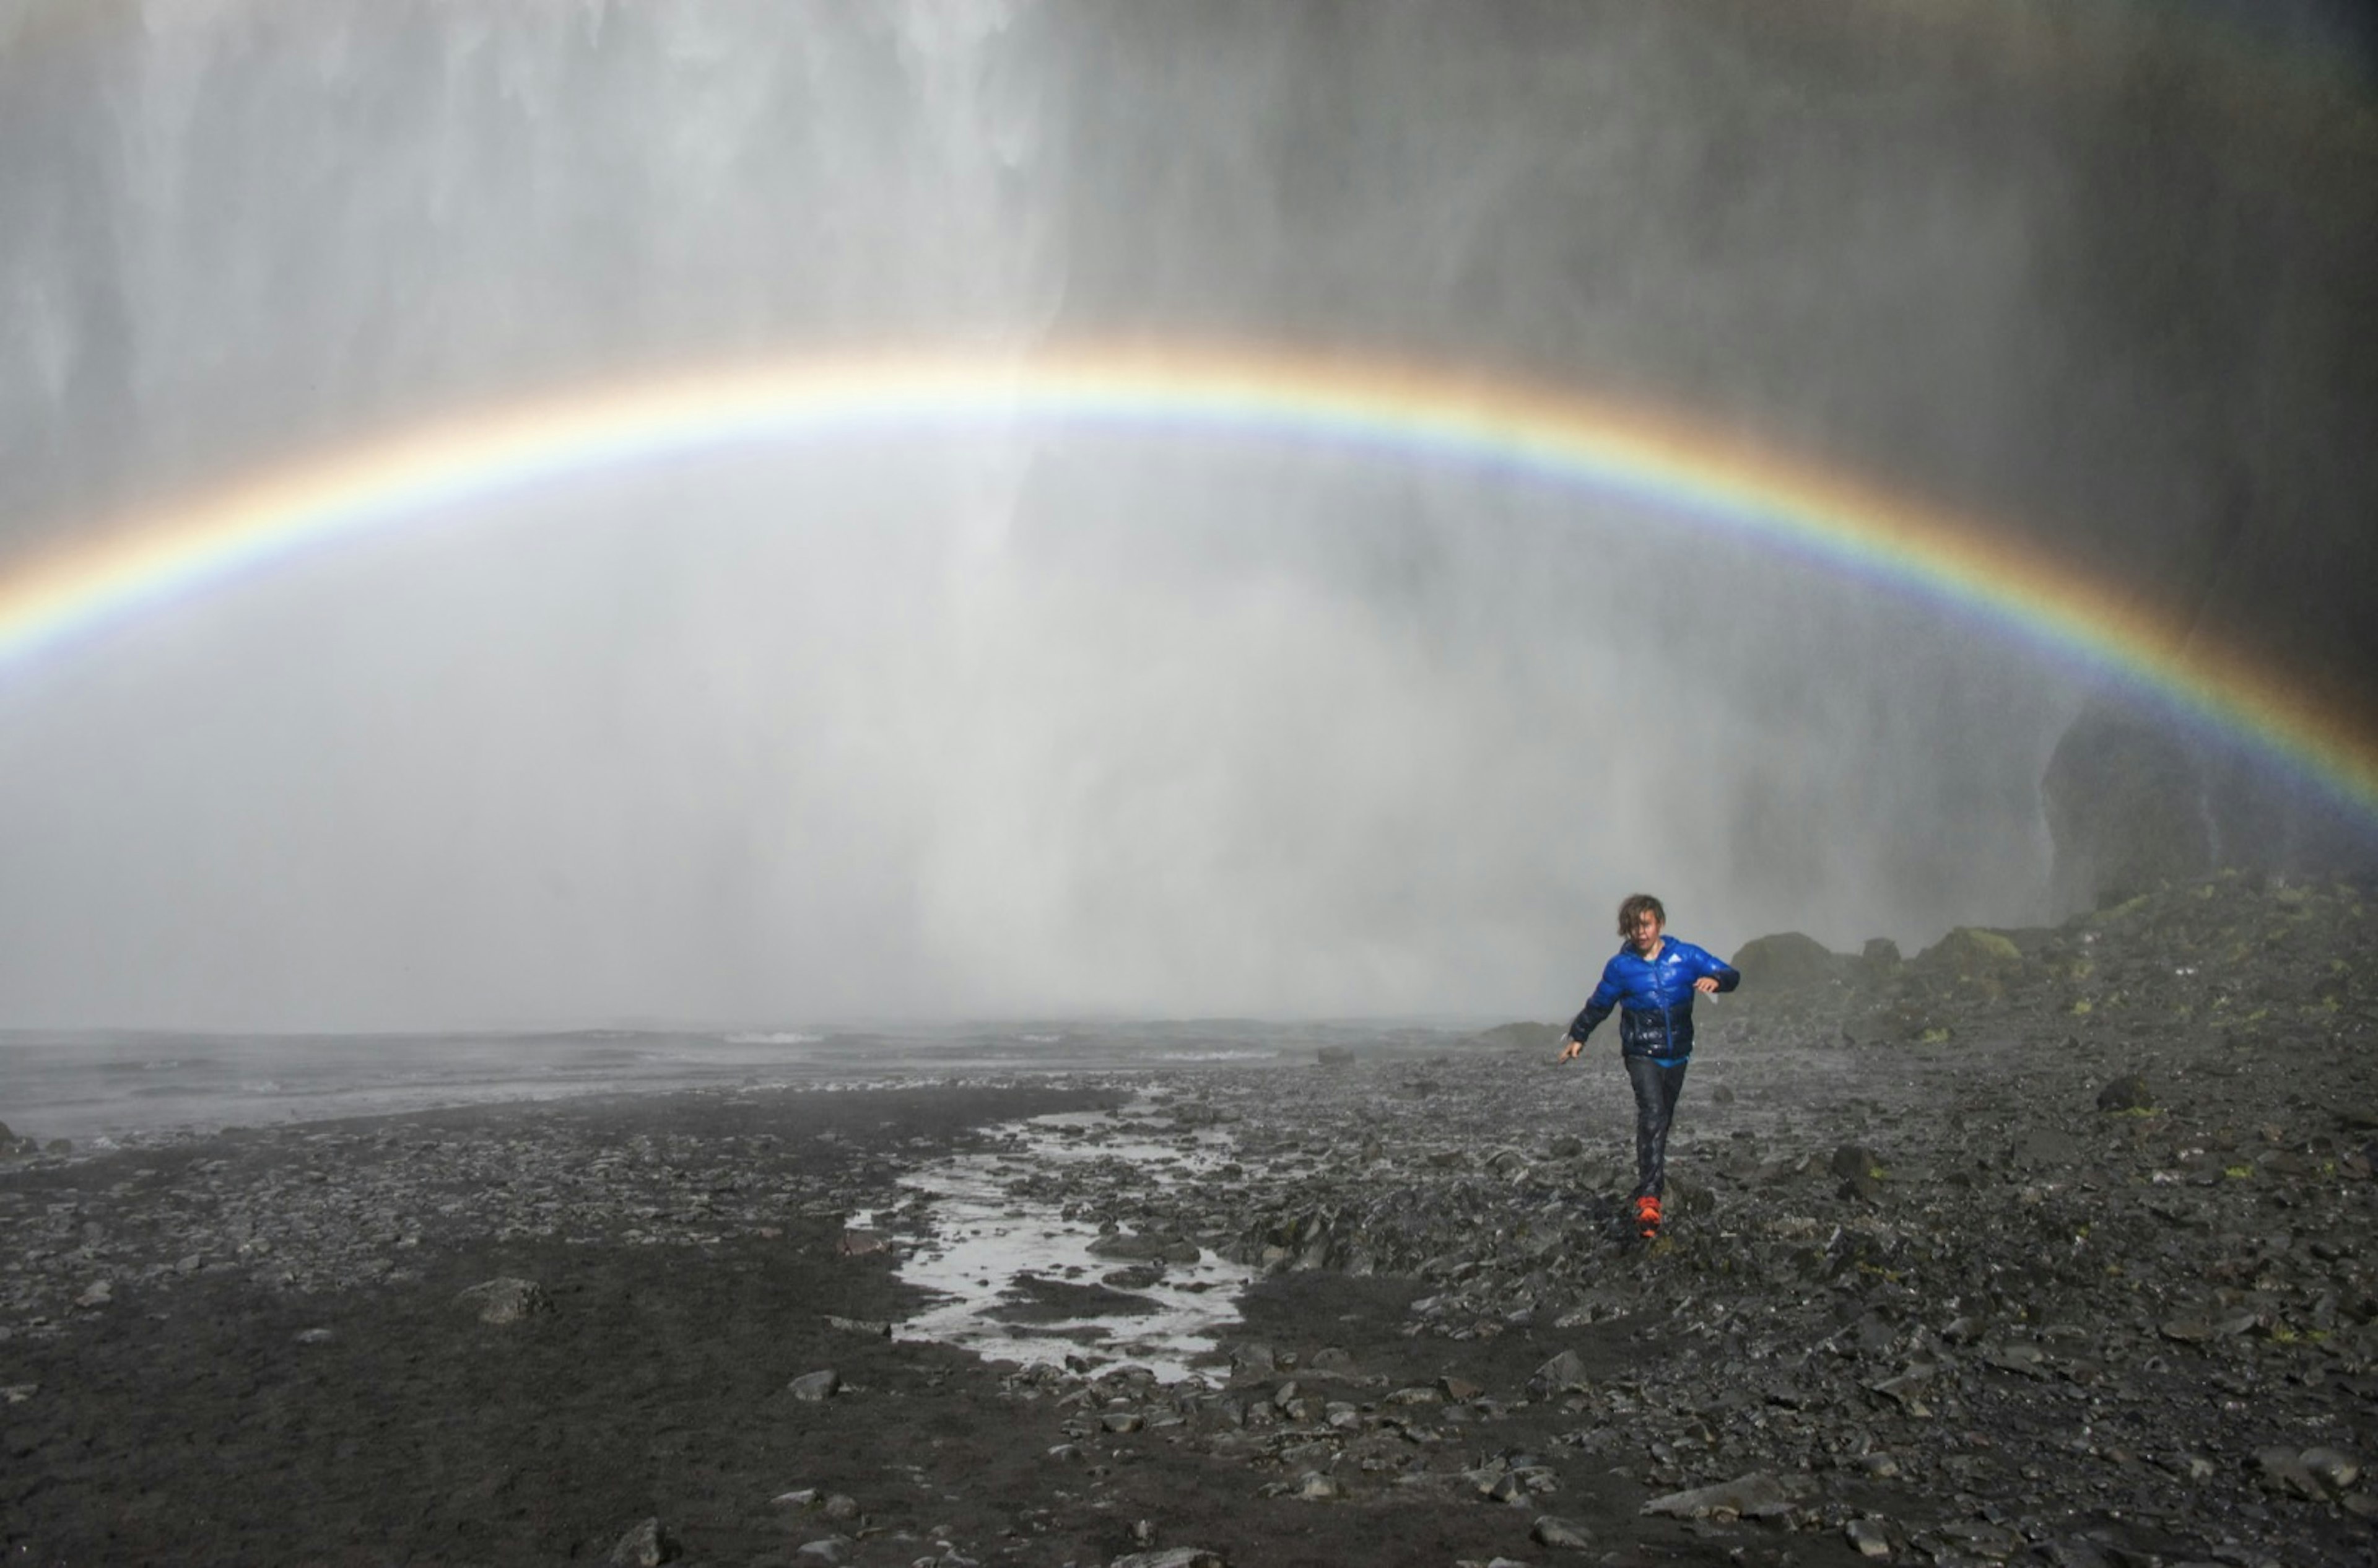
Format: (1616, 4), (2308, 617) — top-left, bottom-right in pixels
(1624, 1055), (1690, 1201)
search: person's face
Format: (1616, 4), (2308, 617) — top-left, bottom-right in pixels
(1628, 910), (1664, 955)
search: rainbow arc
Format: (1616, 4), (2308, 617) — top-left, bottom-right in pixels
(1, 344), (2371, 818)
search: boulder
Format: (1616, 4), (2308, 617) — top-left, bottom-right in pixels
(1728, 932), (1844, 990)
(2095, 1074), (2154, 1113)
(1910, 927), (2024, 987)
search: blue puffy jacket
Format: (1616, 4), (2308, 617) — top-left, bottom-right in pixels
(1566, 938), (1741, 1061)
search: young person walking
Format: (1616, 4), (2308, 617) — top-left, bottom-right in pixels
(1557, 893), (1740, 1240)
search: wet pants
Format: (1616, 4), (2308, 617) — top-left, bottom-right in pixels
(1624, 1055), (1689, 1201)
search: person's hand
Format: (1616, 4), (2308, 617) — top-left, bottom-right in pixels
(1557, 1037), (1582, 1062)
(1694, 976), (1719, 994)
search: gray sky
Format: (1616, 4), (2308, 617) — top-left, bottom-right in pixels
(0, 1), (2371, 1029)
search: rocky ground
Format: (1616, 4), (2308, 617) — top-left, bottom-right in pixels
(2, 872), (2374, 1567)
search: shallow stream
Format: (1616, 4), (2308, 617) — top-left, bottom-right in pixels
(895, 1102), (1257, 1382)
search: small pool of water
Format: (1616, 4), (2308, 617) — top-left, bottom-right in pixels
(895, 1102), (1257, 1382)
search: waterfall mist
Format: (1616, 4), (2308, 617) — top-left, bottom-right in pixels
(1, 1), (2370, 1028)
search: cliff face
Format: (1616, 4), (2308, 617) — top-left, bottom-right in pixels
(2042, 697), (2378, 915)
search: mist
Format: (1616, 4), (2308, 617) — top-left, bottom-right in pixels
(1, 1), (2371, 1030)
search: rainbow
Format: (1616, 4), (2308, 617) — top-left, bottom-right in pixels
(3, 342), (2374, 819)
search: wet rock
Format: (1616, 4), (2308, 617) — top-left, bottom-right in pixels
(455, 1276), (551, 1325)
(1730, 933), (1845, 990)
(795, 1535), (855, 1563)
(1828, 1144), (1880, 1182)
(1912, 926), (2025, 988)
(788, 1369), (842, 1403)
(1844, 1518), (1892, 1558)
(1641, 1471), (1790, 1520)
(835, 1229), (888, 1257)
(605, 1516), (679, 1566)
(1530, 1514), (1593, 1549)
(1106, 1550), (1224, 1568)
(1525, 1349), (1590, 1399)
(2095, 1074), (2154, 1112)
(2301, 1447), (2361, 1491)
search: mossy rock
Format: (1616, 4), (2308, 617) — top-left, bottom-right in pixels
(1729, 932), (1845, 990)
(1912, 926), (2024, 983)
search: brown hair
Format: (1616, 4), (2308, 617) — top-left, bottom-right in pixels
(1616, 893), (1666, 937)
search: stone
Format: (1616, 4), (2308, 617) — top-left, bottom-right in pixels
(1845, 1518), (1892, 1559)
(605, 1517), (679, 1566)
(1530, 1514), (1594, 1549)
(1107, 1550), (1225, 1568)
(795, 1535), (854, 1563)
(2299, 1447), (2361, 1492)
(1829, 1144), (1881, 1182)
(2096, 1074), (2154, 1113)
(1912, 926), (2026, 986)
(1526, 1349), (1590, 1398)
(1729, 932), (1845, 990)
(1640, 1471), (1790, 1520)
(455, 1276), (552, 1325)
(788, 1369), (842, 1403)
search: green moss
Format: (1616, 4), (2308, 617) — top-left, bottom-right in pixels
(1920, 1026), (1953, 1043)
(2223, 1165), (2254, 1180)
(2069, 1000), (2093, 1015)
(1963, 928), (2022, 962)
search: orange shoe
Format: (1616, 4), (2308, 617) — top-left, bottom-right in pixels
(1634, 1195), (1663, 1240)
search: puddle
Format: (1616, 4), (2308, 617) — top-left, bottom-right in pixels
(895, 1101), (1257, 1382)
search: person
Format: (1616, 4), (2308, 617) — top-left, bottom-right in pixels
(1557, 893), (1740, 1240)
